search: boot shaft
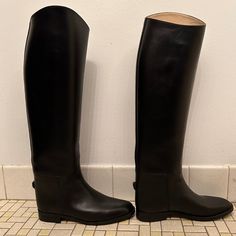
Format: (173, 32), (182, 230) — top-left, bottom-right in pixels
(135, 13), (206, 175)
(24, 6), (89, 176)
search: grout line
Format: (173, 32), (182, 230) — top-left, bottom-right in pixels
(70, 222), (77, 235)
(115, 221), (118, 234)
(0, 199), (9, 211)
(112, 165), (114, 198)
(188, 165), (190, 186)
(227, 165), (230, 200)
(2, 166), (7, 199)
(180, 218), (185, 236)
(223, 218), (231, 234)
(188, 165), (191, 188)
(213, 220), (221, 236)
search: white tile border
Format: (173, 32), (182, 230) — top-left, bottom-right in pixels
(113, 165), (135, 201)
(81, 165), (113, 197)
(228, 165), (236, 202)
(3, 166), (35, 200)
(0, 165), (235, 201)
(189, 165), (229, 198)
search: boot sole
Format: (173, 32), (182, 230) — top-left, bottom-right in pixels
(137, 205), (233, 222)
(38, 209), (135, 225)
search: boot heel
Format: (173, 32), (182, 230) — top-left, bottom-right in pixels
(137, 211), (169, 222)
(38, 210), (61, 223)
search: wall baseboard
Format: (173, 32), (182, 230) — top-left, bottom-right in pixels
(0, 165), (236, 201)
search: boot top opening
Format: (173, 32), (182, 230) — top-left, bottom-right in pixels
(147, 12), (205, 26)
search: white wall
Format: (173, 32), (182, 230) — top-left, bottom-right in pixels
(0, 0), (236, 166)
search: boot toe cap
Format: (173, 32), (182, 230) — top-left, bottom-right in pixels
(205, 196), (233, 215)
(197, 195), (234, 218)
(110, 199), (135, 218)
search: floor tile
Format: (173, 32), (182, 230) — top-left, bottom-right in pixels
(181, 219), (193, 226)
(49, 229), (73, 236)
(13, 207), (28, 216)
(5, 222), (24, 235)
(22, 217), (38, 229)
(206, 226), (220, 236)
(0, 222), (14, 228)
(94, 231), (105, 236)
(96, 223), (117, 231)
(184, 225), (206, 233)
(71, 224), (85, 236)
(0, 229), (8, 236)
(33, 220), (55, 230)
(1, 199), (236, 236)
(0, 200), (8, 207)
(38, 229), (51, 235)
(8, 216), (29, 223)
(54, 223), (76, 230)
(17, 228), (30, 235)
(105, 231), (116, 236)
(162, 233), (174, 236)
(116, 232), (138, 236)
(192, 220), (215, 226)
(83, 230), (94, 236)
(86, 225), (96, 230)
(185, 233), (208, 236)
(140, 225), (151, 236)
(150, 233), (161, 236)
(225, 221), (236, 233)
(150, 222), (161, 231)
(27, 229), (40, 236)
(161, 220), (183, 232)
(0, 202), (15, 211)
(117, 224), (139, 231)
(9, 201), (25, 211)
(214, 220), (229, 233)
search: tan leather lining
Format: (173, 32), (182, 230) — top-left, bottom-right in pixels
(147, 12), (205, 26)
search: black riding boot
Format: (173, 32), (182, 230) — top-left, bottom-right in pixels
(24, 6), (134, 225)
(135, 12), (233, 221)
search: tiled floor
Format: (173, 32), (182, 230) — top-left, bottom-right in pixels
(1, 200), (236, 236)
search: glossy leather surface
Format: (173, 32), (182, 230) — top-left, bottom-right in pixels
(135, 15), (233, 221)
(24, 6), (134, 224)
